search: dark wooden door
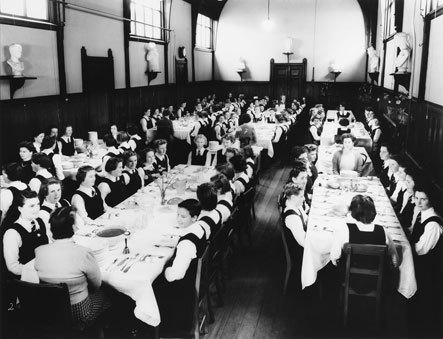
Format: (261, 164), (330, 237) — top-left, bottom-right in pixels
(270, 58), (307, 102)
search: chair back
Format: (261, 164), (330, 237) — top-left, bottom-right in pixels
(14, 279), (72, 331)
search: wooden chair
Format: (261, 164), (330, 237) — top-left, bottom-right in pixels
(277, 196), (292, 295)
(13, 279), (76, 337)
(342, 243), (387, 329)
(155, 245), (210, 339)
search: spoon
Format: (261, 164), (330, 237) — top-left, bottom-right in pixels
(123, 238), (130, 254)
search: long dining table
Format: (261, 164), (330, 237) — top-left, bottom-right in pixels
(301, 174), (417, 299)
(22, 165), (216, 327)
(320, 121), (373, 153)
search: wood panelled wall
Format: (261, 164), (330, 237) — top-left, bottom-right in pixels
(374, 88), (443, 212)
(0, 81), (366, 164)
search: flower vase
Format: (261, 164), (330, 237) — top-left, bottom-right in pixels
(160, 188), (167, 205)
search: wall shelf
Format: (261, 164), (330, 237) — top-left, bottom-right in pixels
(0, 75), (37, 99)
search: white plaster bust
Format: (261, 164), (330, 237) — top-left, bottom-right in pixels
(394, 33), (411, 73)
(367, 46), (379, 73)
(146, 42), (160, 72)
(6, 43), (24, 76)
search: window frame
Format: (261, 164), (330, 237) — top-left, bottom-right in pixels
(0, 0), (59, 30)
(195, 13), (213, 51)
(128, 0), (166, 44)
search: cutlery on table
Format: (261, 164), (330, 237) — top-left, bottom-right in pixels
(123, 238), (130, 254)
(154, 244), (175, 249)
(120, 254), (140, 272)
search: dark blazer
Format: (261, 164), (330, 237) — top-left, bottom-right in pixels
(156, 118), (174, 141)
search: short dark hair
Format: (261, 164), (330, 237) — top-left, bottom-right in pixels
(154, 139), (168, 150)
(2, 162), (23, 182)
(304, 144), (318, 153)
(122, 150), (138, 167)
(241, 145), (254, 159)
(142, 148), (155, 160)
(389, 154), (404, 167)
(126, 123), (138, 136)
(339, 118), (350, 127)
(50, 206), (75, 240)
(215, 163), (235, 180)
(18, 141), (36, 153)
(162, 110), (171, 117)
(197, 182), (218, 211)
(33, 129), (45, 138)
(414, 184), (435, 207)
(104, 134), (118, 147)
(31, 153), (53, 170)
(239, 113), (252, 125)
(210, 173), (231, 194)
(178, 199), (201, 218)
(229, 154), (247, 173)
(17, 189), (39, 207)
(46, 124), (58, 135)
(291, 146), (308, 160)
(289, 160), (307, 180)
(283, 183), (304, 198)
(350, 195), (376, 224)
(76, 165), (95, 183)
(380, 143), (396, 155)
(105, 156), (123, 173)
(365, 106), (374, 113)
(41, 136), (56, 151)
(222, 134), (236, 143)
(340, 133), (356, 143)
(39, 177), (62, 201)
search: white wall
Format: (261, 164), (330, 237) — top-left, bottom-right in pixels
(64, 0), (126, 93)
(0, 25), (59, 99)
(425, 14), (443, 105)
(195, 50), (212, 81)
(129, 41), (166, 86)
(168, 0), (193, 83)
(215, 0), (366, 82)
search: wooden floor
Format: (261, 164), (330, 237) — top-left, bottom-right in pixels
(207, 162), (310, 339)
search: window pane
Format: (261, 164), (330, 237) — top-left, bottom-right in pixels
(26, 0), (47, 19)
(1, 0), (25, 16)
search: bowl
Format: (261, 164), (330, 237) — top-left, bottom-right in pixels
(96, 226), (130, 247)
(327, 180), (340, 189)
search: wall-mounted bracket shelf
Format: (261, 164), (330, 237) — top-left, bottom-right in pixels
(0, 75), (37, 99)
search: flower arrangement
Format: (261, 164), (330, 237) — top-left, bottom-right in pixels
(378, 92), (409, 125)
(155, 172), (176, 205)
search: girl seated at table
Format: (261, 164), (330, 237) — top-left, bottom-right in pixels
(285, 161), (310, 211)
(386, 154), (402, 197)
(141, 148), (160, 185)
(395, 167), (416, 230)
(235, 114), (257, 147)
(41, 136), (65, 180)
(35, 206), (110, 330)
(336, 119), (351, 141)
(154, 139), (170, 173)
(282, 183), (308, 268)
(332, 133), (364, 176)
(1, 163), (27, 227)
(190, 111), (209, 138)
(336, 103), (351, 120)
(121, 151), (144, 196)
(213, 114), (227, 142)
(3, 189), (49, 278)
(390, 161), (407, 204)
(17, 141), (36, 184)
(378, 143), (393, 187)
(60, 125), (76, 156)
(32, 130), (45, 153)
(96, 157), (127, 208)
(305, 143), (319, 184)
(38, 178), (70, 237)
(241, 145), (255, 179)
(229, 154), (249, 195)
(154, 199), (203, 334)
(215, 163), (236, 194)
(210, 174), (234, 222)
(330, 195), (398, 267)
(272, 115), (287, 144)
(187, 134), (210, 166)
(213, 134), (236, 167)
(71, 165), (106, 222)
(309, 116), (322, 145)
(29, 153), (55, 194)
(370, 118), (382, 151)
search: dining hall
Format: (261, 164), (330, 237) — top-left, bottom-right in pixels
(0, 0), (442, 338)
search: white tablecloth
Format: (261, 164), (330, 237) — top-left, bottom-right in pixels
(63, 165), (214, 326)
(61, 154), (105, 179)
(250, 122), (276, 158)
(320, 121), (372, 152)
(316, 145), (374, 177)
(326, 110), (356, 122)
(301, 175), (417, 299)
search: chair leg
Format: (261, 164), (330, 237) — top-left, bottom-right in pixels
(283, 265), (292, 295)
(206, 285), (215, 324)
(343, 291), (349, 328)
